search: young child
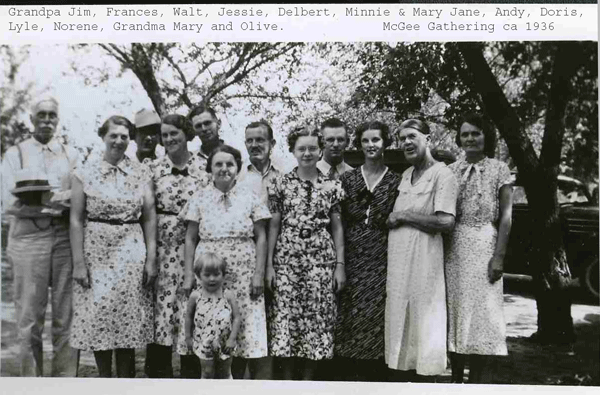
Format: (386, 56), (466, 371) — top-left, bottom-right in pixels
(185, 252), (241, 379)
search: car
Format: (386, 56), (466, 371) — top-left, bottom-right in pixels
(506, 174), (599, 298)
(346, 149), (599, 298)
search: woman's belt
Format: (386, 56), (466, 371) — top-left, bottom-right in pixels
(87, 217), (139, 225)
(156, 208), (179, 216)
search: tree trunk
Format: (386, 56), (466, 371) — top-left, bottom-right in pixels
(458, 42), (583, 344)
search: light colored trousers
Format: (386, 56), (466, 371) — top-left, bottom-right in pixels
(7, 217), (79, 377)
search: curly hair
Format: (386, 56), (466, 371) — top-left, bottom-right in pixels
(206, 144), (243, 174)
(97, 115), (135, 139)
(158, 114), (195, 145)
(354, 121), (394, 150)
(456, 113), (497, 158)
(286, 126), (324, 153)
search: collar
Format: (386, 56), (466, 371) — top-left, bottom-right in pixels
(290, 167), (326, 188)
(198, 139), (225, 159)
(28, 137), (62, 153)
(317, 159), (348, 174)
(248, 160), (277, 177)
(99, 155), (132, 176)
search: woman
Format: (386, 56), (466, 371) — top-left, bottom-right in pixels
(70, 115), (157, 377)
(334, 121), (400, 381)
(445, 113), (513, 383)
(180, 144), (272, 379)
(266, 127), (345, 380)
(144, 114), (209, 378)
(385, 119), (458, 381)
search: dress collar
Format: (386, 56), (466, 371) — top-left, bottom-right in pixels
(100, 155), (132, 176)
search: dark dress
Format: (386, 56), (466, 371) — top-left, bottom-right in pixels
(335, 167), (400, 359)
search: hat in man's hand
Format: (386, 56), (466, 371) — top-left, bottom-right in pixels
(135, 108), (161, 128)
(10, 169), (55, 195)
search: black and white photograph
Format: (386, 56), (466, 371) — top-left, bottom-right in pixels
(0, 3), (598, 393)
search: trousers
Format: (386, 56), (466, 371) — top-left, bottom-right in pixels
(7, 216), (79, 377)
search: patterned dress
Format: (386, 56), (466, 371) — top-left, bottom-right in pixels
(385, 162), (458, 375)
(267, 168), (345, 360)
(192, 289), (234, 361)
(179, 182), (271, 358)
(445, 157), (512, 356)
(70, 156), (154, 351)
(335, 167), (400, 359)
(148, 155), (209, 353)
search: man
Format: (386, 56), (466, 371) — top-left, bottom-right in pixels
(187, 104), (224, 169)
(316, 117), (353, 180)
(239, 120), (282, 200)
(1, 97), (79, 377)
(133, 108), (160, 163)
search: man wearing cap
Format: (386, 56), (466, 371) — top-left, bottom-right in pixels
(1, 97), (80, 377)
(133, 108), (161, 163)
(316, 118), (353, 181)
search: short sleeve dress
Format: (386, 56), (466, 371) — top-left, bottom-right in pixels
(267, 168), (345, 360)
(385, 162), (458, 375)
(335, 166), (401, 360)
(148, 155), (209, 353)
(178, 182), (271, 358)
(445, 157), (512, 356)
(70, 156), (154, 351)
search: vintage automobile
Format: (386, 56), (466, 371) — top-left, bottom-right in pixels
(507, 174), (599, 298)
(345, 149), (599, 298)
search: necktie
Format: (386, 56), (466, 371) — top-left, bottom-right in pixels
(172, 167), (189, 177)
(328, 166), (338, 181)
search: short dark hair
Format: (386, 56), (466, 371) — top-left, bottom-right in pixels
(354, 121), (393, 150)
(206, 144), (243, 174)
(245, 120), (274, 140)
(98, 116), (135, 139)
(399, 118), (431, 135)
(456, 113), (497, 158)
(320, 117), (346, 131)
(188, 104), (218, 121)
(158, 114), (194, 145)
(286, 126), (324, 152)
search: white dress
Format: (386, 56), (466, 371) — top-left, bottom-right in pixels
(385, 162), (458, 375)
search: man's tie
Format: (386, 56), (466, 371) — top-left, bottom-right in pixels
(172, 167), (189, 177)
(328, 166), (338, 181)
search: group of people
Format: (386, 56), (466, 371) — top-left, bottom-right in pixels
(2, 96), (513, 383)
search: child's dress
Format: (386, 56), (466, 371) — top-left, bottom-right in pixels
(192, 290), (233, 361)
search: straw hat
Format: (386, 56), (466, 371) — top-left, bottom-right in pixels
(10, 169), (55, 195)
(134, 108), (161, 128)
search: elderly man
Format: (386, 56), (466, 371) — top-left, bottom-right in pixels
(133, 108), (160, 163)
(239, 120), (282, 201)
(1, 97), (79, 377)
(316, 117), (353, 180)
(187, 104), (225, 168)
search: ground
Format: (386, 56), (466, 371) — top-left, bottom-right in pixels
(1, 259), (599, 385)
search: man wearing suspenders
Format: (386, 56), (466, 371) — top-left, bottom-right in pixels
(1, 97), (79, 377)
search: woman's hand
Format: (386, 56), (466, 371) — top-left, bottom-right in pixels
(265, 265), (276, 293)
(143, 260), (157, 290)
(250, 271), (264, 300)
(386, 211), (404, 229)
(73, 264), (90, 289)
(333, 264), (346, 294)
(488, 255), (504, 284)
(180, 276), (195, 298)
(224, 336), (237, 355)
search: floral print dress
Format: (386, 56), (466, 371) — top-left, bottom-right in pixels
(445, 157), (512, 356)
(266, 168), (345, 360)
(179, 182), (271, 358)
(148, 155), (209, 353)
(70, 156), (154, 351)
(192, 289), (234, 361)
